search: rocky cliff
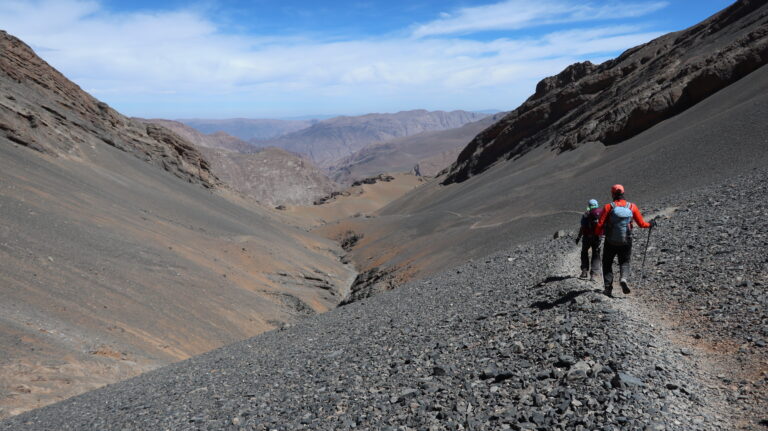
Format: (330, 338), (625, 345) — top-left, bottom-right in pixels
(444, 0), (768, 184)
(0, 31), (219, 188)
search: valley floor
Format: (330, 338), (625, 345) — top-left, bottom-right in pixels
(2, 169), (766, 430)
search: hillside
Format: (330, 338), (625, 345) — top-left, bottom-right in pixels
(444, 0), (768, 184)
(331, 113), (505, 184)
(0, 32), (218, 189)
(257, 110), (489, 168)
(3, 168), (766, 430)
(180, 118), (314, 141)
(0, 31), (355, 417)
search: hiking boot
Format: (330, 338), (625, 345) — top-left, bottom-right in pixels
(620, 278), (630, 294)
(580, 269), (589, 279)
(603, 286), (613, 297)
(590, 271), (599, 282)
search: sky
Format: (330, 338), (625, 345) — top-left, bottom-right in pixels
(0, 0), (734, 119)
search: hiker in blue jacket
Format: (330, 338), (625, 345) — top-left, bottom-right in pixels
(575, 199), (603, 280)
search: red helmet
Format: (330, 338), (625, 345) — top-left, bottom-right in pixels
(611, 184), (624, 195)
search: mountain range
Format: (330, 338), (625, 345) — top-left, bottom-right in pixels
(251, 109), (490, 168)
(179, 109), (495, 187)
(330, 112), (506, 183)
(179, 118), (315, 141)
(1, 0), (768, 428)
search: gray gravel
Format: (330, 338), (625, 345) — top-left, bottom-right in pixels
(3, 169), (767, 430)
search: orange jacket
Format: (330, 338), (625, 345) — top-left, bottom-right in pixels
(595, 199), (650, 236)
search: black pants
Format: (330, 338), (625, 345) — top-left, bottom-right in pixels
(602, 242), (632, 288)
(580, 236), (602, 273)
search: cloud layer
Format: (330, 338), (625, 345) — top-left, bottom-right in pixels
(0, 0), (667, 117)
(412, 0), (668, 37)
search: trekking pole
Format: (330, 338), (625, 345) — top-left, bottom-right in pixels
(639, 223), (654, 286)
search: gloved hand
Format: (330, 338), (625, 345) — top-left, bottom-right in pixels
(650, 219), (658, 228)
(574, 235), (581, 244)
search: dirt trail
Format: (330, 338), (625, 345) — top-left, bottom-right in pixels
(554, 246), (738, 429)
(610, 289), (747, 428)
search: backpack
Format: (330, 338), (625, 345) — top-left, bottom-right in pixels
(583, 208), (603, 236)
(605, 202), (634, 245)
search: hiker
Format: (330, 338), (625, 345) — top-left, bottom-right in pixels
(595, 184), (656, 296)
(575, 199), (603, 280)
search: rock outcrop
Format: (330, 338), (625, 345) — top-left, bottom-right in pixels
(444, 0), (768, 184)
(0, 31), (219, 188)
(200, 146), (338, 206)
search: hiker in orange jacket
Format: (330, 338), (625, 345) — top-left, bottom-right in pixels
(595, 184), (656, 296)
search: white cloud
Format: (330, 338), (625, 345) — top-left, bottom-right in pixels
(0, 0), (668, 117)
(411, 0), (668, 38)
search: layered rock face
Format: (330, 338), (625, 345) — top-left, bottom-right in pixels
(444, 0), (768, 184)
(0, 31), (219, 188)
(259, 110), (489, 168)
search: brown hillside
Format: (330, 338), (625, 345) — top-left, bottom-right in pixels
(0, 30), (356, 418)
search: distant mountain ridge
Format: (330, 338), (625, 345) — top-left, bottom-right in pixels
(255, 109), (490, 168)
(330, 112), (506, 184)
(148, 119), (257, 153)
(180, 118), (315, 141)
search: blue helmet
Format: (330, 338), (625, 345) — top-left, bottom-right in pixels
(588, 199), (599, 209)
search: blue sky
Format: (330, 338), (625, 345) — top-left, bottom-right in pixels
(0, 0), (733, 119)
